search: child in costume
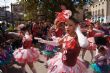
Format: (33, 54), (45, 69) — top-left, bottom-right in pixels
(36, 19), (89, 73)
(42, 30), (57, 60)
(42, 43), (56, 60)
(54, 4), (71, 38)
(13, 31), (40, 73)
(91, 46), (110, 73)
(40, 28), (58, 68)
(82, 25), (96, 61)
(0, 42), (14, 73)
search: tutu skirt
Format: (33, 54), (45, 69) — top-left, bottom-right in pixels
(47, 52), (87, 73)
(13, 47), (40, 63)
(42, 46), (58, 57)
(42, 50), (55, 57)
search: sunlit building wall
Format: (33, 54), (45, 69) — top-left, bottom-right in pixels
(90, 0), (110, 23)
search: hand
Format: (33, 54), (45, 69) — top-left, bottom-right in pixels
(34, 37), (42, 41)
(55, 12), (60, 14)
(38, 39), (46, 43)
(75, 26), (81, 34)
(34, 37), (46, 43)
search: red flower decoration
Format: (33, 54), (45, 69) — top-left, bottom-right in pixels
(55, 10), (72, 23)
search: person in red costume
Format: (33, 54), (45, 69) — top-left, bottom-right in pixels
(13, 31), (40, 73)
(35, 19), (88, 73)
(94, 22), (104, 37)
(82, 25), (97, 61)
(53, 4), (72, 38)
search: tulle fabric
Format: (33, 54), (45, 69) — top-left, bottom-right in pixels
(47, 52), (87, 73)
(13, 47), (40, 63)
(42, 45), (57, 57)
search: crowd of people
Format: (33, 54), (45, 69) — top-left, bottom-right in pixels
(0, 4), (110, 73)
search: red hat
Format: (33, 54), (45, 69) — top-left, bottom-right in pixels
(55, 10), (72, 25)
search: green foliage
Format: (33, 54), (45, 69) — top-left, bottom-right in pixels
(18, 0), (93, 21)
(6, 25), (14, 32)
(18, 0), (38, 20)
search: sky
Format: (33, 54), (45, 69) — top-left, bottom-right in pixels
(0, 0), (17, 11)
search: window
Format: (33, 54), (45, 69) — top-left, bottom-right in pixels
(93, 11), (94, 16)
(102, 9), (104, 16)
(95, 10), (97, 16)
(98, 10), (100, 16)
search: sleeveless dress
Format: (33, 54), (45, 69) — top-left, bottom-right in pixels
(47, 36), (87, 73)
(87, 30), (97, 50)
(13, 35), (40, 64)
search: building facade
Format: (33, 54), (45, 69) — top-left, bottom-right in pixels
(11, 3), (24, 21)
(0, 7), (12, 22)
(90, 0), (110, 23)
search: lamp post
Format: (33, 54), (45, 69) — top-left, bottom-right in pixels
(11, 3), (14, 28)
(4, 0), (7, 25)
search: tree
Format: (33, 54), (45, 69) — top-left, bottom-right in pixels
(17, 0), (38, 20)
(17, 0), (93, 21)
